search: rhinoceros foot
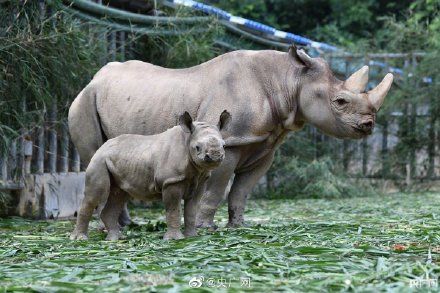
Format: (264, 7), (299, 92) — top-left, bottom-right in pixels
(184, 229), (198, 238)
(163, 230), (185, 240)
(97, 221), (107, 231)
(105, 230), (123, 241)
(196, 220), (218, 231)
(70, 230), (88, 241)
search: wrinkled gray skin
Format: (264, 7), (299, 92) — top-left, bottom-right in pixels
(68, 47), (393, 229)
(70, 111), (230, 241)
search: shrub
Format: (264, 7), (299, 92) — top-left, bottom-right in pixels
(133, 22), (223, 68)
(259, 156), (377, 199)
(0, 191), (12, 215)
(0, 1), (105, 151)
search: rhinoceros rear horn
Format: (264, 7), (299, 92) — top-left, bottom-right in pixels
(344, 65), (369, 93)
(367, 73), (394, 111)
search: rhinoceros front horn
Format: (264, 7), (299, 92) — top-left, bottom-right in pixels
(344, 65), (369, 93)
(367, 73), (394, 111)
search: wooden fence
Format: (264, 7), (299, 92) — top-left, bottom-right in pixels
(0, 116), (81, 190)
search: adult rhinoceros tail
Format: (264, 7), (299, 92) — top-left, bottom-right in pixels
(68, 85), (107, 168)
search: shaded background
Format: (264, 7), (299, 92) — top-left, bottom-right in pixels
(0, 0), (439, 210)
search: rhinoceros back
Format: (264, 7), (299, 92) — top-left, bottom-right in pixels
(69, 50), (284, 166)
(94, 60), (204, 138)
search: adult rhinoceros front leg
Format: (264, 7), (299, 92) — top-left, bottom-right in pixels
(196, 149), (240, 229)
(227, 150), (275, 227)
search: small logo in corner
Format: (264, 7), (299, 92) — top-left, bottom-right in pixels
(188, 276), (204, 288)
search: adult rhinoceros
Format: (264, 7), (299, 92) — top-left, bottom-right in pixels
(68, 46), (393, 229)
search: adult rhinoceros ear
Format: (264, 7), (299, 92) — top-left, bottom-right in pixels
(218, 110), (231, 131)
(289, 44), (315, 68)
(179, 111), (194, 133)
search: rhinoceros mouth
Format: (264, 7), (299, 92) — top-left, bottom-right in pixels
(352, 126), (372, 136)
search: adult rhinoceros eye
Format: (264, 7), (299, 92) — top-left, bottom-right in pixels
(195, 145), (201, 152)
(334, 97), (349, 107)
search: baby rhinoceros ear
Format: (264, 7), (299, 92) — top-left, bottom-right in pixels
(179, 111), (194, 133)
(218, 110), (232, 131)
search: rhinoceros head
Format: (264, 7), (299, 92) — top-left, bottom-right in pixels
(291, 48), (393, 139)
(179, 110), (231, 169)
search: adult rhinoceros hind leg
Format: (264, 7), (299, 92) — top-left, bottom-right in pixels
(227, 151), (275, 228)
(118, 202), (132, 227)
(196, 149), (240, 230)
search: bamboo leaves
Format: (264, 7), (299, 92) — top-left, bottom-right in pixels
(1, 193), (439, 291)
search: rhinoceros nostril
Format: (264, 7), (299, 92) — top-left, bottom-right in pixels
(361, 121), (374, 129)
(204, 154), (214, 162)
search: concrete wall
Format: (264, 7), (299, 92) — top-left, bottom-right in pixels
(17, 172), (85, 219)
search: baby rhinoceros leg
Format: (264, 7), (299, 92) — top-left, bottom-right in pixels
(184, 174), (210, 237)
(101, 187), (129, 241)
(162, 183), (185, 240)
(183, 192), (203, 238)
(71, 157), (111, 241)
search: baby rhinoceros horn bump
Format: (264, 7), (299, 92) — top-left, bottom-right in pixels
(344, 65), (369, 93)
(208, 137), (220, 145)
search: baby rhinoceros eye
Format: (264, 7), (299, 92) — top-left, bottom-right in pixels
(195, 145), (201, 152)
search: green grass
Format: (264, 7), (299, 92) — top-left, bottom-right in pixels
(1, 193), (439, 292)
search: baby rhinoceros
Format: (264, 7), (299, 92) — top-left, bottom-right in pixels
(70, 110), (231, 241)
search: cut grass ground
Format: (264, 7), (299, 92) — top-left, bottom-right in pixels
(0, 193), (439, 292)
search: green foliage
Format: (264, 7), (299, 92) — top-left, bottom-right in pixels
(262, 156), (376, 199)
(133, 22), (223, 68)
(0, 192), (12, 214)
(0, 1), (223, 152)
(206, 0), (415, 47)
(207, 0), (276, 26)
(257, 127), (376, 198)
(1, 193), (439, 291)
(372, 0), (440, 179)
(0, 1), (105, 150)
